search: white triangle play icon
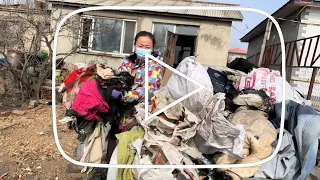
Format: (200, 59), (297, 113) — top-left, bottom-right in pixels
(144, 54), (205, 121)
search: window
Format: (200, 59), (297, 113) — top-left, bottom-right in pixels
(152, 22), (199, 54)
(79, 16), (137, 55)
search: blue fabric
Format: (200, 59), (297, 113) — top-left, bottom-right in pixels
(111, 89), (122, 99)
(0, 58), (4, 68)
(254, 129), (301, 180)
(275, 100), (320, 180)
(256, 100), (320, 180)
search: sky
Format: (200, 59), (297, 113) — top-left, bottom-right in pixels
(205, 0), (289, 50)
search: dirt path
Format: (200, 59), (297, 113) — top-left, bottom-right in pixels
(0, 105), (85, 180)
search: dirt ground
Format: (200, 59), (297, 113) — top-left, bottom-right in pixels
(0, 103), (85, 180)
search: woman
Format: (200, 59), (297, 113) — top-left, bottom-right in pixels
(118, 31), (162, 103)
(103, 31), (163, 180)
(117, 31), (163, 131)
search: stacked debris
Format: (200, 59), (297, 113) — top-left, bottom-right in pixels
(59, 56), (320, 180)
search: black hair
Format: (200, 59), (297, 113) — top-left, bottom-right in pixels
(134, 31), (156, 48)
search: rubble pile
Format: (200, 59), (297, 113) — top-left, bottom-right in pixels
(59, 57), (320, 180)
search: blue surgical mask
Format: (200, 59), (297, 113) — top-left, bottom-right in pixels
(135, 48), (152, 59)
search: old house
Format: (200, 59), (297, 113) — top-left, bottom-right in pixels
(49, 0), (243, 69)
(227, 48), (247, 63)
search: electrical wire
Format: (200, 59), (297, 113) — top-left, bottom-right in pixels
(232, 25), (247, 35)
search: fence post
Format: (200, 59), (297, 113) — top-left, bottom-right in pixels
(307, 68), (318, 100)
(258, 19), (273, 67)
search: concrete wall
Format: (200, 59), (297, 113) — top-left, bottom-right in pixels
(290, 6), (320, 105)
(54, 6), (233, 68)
(246, 33), (264, 59)
(227, 53), (247, 63)
(296, 6), (320, 67)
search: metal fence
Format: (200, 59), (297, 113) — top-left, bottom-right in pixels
(247, 34), (320, 111)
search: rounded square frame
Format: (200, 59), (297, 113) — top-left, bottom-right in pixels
(52, 6), (286, 169)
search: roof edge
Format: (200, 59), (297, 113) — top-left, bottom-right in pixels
(192, 0), (240, 6)
(49, 0), (244, 21)
(240, 0), (296, 42)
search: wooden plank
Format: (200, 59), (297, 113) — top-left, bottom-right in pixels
(161, 31), (178, 87)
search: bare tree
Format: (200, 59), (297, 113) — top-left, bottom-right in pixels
(0, 0), (81, 101)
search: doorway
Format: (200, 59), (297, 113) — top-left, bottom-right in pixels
(173, 35), (197, 68)
(161, 31), (197, 86)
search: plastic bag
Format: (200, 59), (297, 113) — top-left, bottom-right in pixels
(236, 68), (311, 105)
(195, 93), (245, 158)
(165, 56), (213, 117)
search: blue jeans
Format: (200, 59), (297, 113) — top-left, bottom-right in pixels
(274, 100), (320, 180)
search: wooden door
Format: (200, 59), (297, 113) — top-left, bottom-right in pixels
(161, 31), (178, 87)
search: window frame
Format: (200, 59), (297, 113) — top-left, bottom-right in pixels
(151, 22), (199, 36)
(151, 22), (199, 53)
(78, 15), (137, 56)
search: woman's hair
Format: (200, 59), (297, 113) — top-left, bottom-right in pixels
(134, 31), (156, 48)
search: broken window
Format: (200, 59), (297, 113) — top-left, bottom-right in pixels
(79, 16), (137, 54)
(152, 22), (199, 55)
(80, 18), (92, 49)
(176, 25), (198, 36)
(153, 23), (175, 54)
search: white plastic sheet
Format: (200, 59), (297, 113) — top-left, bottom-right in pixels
(195, 93), (245, 158)
(165, 56), (214, 118)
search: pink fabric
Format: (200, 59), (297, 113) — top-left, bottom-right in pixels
(71, 79), (110, 121)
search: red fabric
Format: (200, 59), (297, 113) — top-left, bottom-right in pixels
(63, 65), (95, 94)
(71, 79), (110, 121)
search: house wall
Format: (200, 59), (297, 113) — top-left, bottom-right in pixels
(246, 10), (301, 65)
(227, 53), (247, 63)
(290, 6), (320, 105)
(53, 6), (233, 69)
(246, 33), (264, 59)
(296, 6), (320, 67)
(0, 9), (44, 53)
(245, 6), (320, 108)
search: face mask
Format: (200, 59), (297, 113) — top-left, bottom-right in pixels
(135, 48), (152, 59)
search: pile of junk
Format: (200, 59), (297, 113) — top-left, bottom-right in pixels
(58, 57), (320, 180)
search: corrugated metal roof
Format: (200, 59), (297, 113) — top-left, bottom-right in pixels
(49, 0), (243, 21)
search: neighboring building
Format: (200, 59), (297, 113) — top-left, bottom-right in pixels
(241, 0), (320, 67)
(227, 48), (247, 63)
(49, 0), (243, 68)
(0, 1), (50, 65)
(240, 0), (320, 110)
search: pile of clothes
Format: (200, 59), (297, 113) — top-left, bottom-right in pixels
(59, 57), (320, 180)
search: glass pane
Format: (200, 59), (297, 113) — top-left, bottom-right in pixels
(80, 18), (92, 49)
(123, 21), (136, 54)
(92, 18), (122, 53)
(153, 23), (174, 54)
(176, 25), (199, 36)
